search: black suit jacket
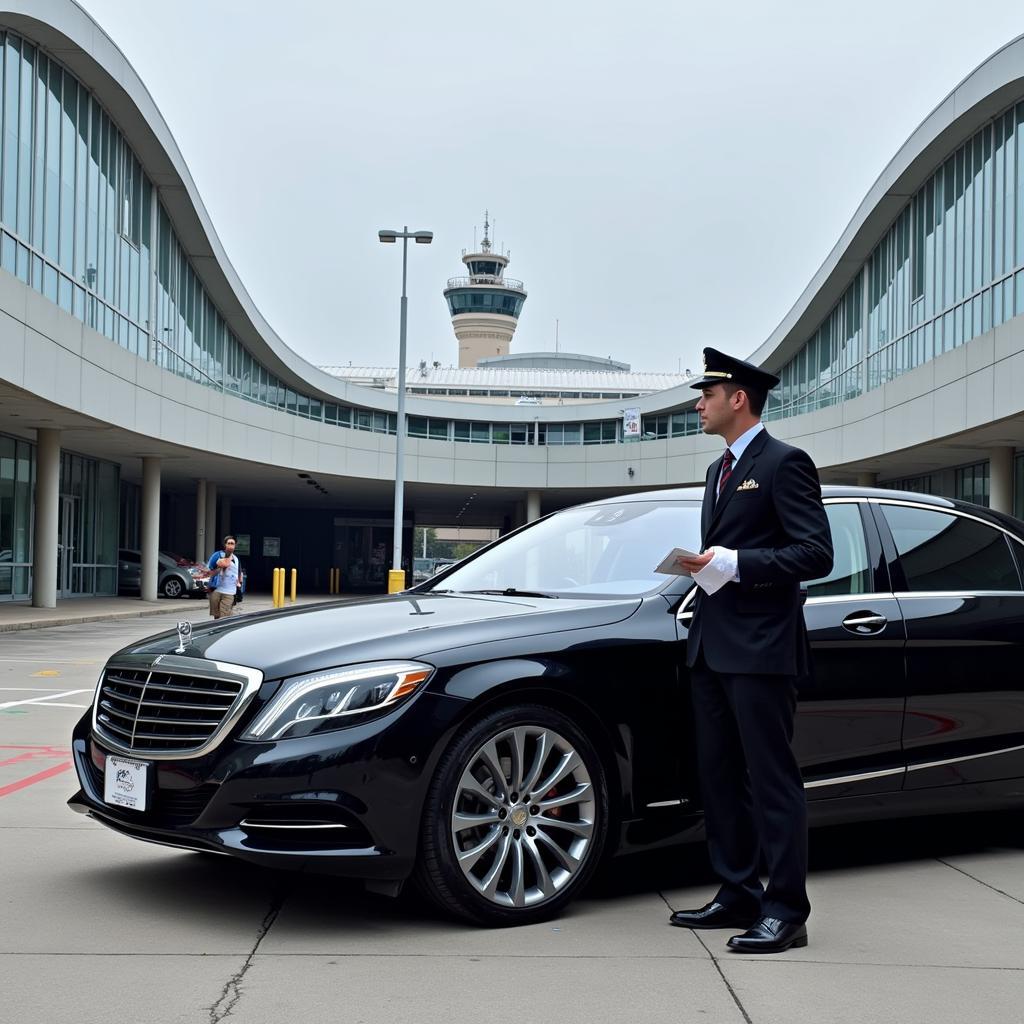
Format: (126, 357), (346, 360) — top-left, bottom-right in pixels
(685, 429), (833, 676)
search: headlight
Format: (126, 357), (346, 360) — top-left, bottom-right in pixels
(240, 661), (433, 741)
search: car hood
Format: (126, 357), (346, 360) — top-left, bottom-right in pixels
(124, 592), (643, 680)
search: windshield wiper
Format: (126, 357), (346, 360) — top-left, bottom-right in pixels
(460, 588), (560, 599)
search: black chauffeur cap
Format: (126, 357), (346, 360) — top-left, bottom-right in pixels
(688, 347), (780, 392)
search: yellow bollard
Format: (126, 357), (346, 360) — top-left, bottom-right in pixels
(275, 567), (284, 608)
(272, 567), (280, 608)
(290, 568), (297, 602)
(387, 569), (405, 594)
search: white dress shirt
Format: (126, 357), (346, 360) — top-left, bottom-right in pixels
(694, 422), (765, 595)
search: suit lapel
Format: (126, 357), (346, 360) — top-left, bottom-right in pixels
(706, 429), (770, 537)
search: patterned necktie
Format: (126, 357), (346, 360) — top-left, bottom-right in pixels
(717, 448), (734, 499)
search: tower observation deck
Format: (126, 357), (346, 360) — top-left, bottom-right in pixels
(443, 213), (527, 368)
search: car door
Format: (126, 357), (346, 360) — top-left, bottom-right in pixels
(874, 499), (1024, 790)
(794, 499), (908, 799)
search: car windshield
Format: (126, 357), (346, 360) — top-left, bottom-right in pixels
(428, 500), (702, 597)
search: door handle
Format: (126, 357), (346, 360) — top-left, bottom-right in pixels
(841, 611), (887, 634)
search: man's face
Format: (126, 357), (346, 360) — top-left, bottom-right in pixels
(224, 540), (236, 555)
(695, 384), (735, 437)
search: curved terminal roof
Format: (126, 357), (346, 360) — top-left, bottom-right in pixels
(1, 2), (1023, 431)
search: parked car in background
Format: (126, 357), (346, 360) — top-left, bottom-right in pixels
(117, 549), (212, 599)
(72, 487), (1024, 926)
(412, 558), (435, 584)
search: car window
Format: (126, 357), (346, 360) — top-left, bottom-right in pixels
(431, 501), (702, 597)
(120, 550), (140, 565)
(880, 504), (1021, 592)
(804, 503), (872, 597)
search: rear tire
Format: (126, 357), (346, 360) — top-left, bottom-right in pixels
(414, 703), (608, 927)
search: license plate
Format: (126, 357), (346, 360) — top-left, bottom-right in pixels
(104, 756), (149, 812)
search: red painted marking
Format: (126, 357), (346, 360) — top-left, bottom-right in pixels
(0, 760), (71, 797)
(0, 752), (42, 769)
(0, 745), (70, 769)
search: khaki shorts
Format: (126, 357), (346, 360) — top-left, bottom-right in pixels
(209, 591), (234, 619)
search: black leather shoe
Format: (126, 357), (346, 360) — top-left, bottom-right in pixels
(726, 917), (808, 953)
(669, 901), (760, 930)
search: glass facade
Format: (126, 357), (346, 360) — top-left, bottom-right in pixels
(58, 450), (119, 596)
(0, 434), (33, 599)
(767, 98), (1024, 421)
(0, 433), (118, 601)
(954, 461), (990, 507)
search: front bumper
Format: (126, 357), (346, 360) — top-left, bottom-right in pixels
(68, 690), (470, 880)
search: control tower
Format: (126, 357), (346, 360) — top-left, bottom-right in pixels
(443, 214), (528, 368)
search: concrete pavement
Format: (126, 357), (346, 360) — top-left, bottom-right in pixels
(0, 591), (341, 632)
(1, 617), (1022, 1024)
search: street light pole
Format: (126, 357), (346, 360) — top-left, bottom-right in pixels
(378, 226), (433, 594)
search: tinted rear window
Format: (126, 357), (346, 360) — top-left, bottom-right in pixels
(881, 504), (1021, 591)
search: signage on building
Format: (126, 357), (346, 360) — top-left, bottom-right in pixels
(623, 407), (641, 441)
(262, 536), (280, 557)
(234, 534), (251, 555)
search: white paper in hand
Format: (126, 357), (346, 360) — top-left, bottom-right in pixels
(692, 547), (735, 596)
(654, 548), (703, 576)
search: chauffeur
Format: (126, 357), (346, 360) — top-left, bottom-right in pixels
(670, 348), (833, 954)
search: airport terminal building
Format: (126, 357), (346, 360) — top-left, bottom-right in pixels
(2, 1), (1024, 605)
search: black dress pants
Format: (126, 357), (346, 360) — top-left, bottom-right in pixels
(690, 652), (809, 924)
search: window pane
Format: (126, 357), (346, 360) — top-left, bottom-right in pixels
(805, 503), (871, 597)
(882, 504), (1019, 591)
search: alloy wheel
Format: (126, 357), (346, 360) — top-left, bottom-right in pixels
(450, 725), (596, 909)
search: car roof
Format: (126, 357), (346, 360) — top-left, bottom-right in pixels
(579, 484), (957, 507)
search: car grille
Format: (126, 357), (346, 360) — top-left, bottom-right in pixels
(94, 666), (246, 755)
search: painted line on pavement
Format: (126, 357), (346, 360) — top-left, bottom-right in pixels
(0, 761), (72, 797)
(0, 689), (90, 710)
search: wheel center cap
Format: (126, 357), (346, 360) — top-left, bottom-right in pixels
(510, 806), (529, 827)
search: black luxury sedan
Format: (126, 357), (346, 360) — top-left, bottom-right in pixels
(69, 486), (1024, 926)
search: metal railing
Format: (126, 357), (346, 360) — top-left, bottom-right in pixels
(444, 276), (527, 293)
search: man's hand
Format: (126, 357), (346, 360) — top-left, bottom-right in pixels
(676, 551), (713, 575)
(216, 556), (232, 568)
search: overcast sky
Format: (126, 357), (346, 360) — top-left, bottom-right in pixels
(79, 1), (1023, 374)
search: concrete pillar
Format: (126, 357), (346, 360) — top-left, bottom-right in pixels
(219, 495), (232, 539)
(989, 447), (1014, 514)
(526, 490), (542, 523)
(205, 481), (218, 556)
(140, 457), (161, 602)
(31, 428), (60, 608)
(195, 479), (207, 563)
(856, 472), (878, 488)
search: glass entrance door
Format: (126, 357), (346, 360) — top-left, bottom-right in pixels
(58, 494), (80, 598)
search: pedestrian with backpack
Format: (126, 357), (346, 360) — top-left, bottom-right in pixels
(206, 534), (241, 620)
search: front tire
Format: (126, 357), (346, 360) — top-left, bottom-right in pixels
(414, 703), (608, 926)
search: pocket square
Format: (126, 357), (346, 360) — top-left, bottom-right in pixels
(736, 479), (759, 491)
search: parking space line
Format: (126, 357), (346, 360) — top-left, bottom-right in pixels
(0, 761), (71, 798)
(0, 689), (90, 710)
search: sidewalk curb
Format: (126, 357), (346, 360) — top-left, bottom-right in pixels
(0, 597), (341, 633)
(0, 602), (205, 626)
